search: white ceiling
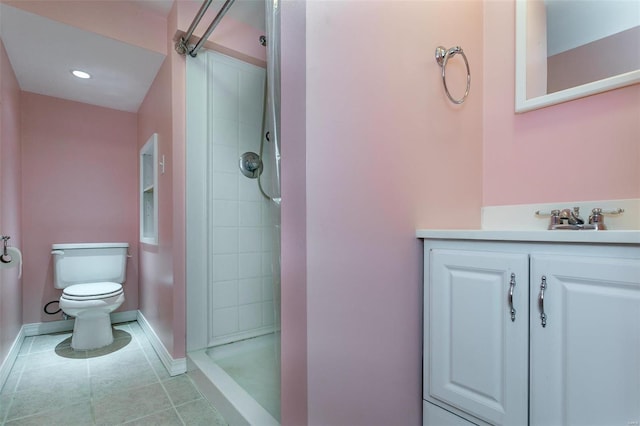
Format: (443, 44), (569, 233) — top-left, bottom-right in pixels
(0, 0), (264, 113)
(0, 3), (166, 113)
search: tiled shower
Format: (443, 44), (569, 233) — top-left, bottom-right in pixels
(185, 49), (280, 423)
(205, 52), (276, 346)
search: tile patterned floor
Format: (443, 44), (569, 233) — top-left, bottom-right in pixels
(0, 322), (227, 425)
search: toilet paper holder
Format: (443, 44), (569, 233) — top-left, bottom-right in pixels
(1, 235), (12, 263)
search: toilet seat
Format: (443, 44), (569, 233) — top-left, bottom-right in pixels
(62, 282), (123, 301)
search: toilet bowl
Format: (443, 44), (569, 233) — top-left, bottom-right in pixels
(59, 282), (125, 350)
(52, 242), (129, 351)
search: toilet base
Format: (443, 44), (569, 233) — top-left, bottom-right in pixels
(71, 313), (114, 350)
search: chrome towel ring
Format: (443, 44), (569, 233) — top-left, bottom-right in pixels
(435, 46), (470, 105)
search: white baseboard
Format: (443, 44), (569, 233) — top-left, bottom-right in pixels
(22, 310), (138, 337)
(0, 326), (25, 392)
(136, 311), (186, 376)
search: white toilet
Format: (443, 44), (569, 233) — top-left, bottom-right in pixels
(52, 242), (129, 350)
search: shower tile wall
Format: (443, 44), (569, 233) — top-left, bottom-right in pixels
(208, 53), (274, 347)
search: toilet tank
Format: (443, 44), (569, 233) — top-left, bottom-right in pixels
(52, 242), (129, 289)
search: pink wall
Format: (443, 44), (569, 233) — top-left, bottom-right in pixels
(483, 0), (640, 206)
(0, 40), (22, 363)
(137, 54), (176, 354)
(177, 0), (267, 64)
(280, 1), (308, 424)
(300, 1), (483, 424)
(4, 0), (167, 55)
(21, 93), (139, 323)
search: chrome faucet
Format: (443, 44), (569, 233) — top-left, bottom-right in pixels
(560, 207), (584, 225)
(536, 207), (624, 230)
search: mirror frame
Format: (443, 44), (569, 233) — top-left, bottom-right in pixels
(515, 0), (640, 113)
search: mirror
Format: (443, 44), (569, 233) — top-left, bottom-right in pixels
(515, 0), (640, 113)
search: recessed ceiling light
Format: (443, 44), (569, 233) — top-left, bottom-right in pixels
(71, 70), (91, 79)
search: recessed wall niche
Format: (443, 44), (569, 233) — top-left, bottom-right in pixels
(140, 133), (158, 245)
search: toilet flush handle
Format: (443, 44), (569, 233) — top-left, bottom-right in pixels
(51, 250), (64, 256)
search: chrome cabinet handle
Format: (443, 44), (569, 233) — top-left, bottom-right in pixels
(539, 276), (547, 328)
(508, 273), (516, 322)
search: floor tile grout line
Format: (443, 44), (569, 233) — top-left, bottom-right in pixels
(4, 357), (24, 394)
(90, 323), (135, 425)
(87, 350), (98, 425)
(2, 396), (94, 424)
(22, 336), (34, 355)
(1, 394), (13, 425)
(92, 379), (183, 425)
(3, 321), (224, 426)
(90, 322), (177, 425)
(157, 376), (188, 426)
(119, 407), (183, 425)
(5, 332), (92, 424)
(23, 326), (119, 424)
(7, 337), (31, 393)
(173, 406), (189, 426)
(133, 326), (166, 384)
(185, 374), (210, 404)
(134, 330), (188, 426)
(127, 322), (203, 426)
(6, 405), (73, 424)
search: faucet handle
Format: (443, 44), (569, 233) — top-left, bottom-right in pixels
(535, 209), (561, 229)
(592, 208), (624, 216)
(588, 208), (624, 230)
(534, 209), (561, 217)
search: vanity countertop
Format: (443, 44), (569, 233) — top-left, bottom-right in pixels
(416, 229), (640, 245)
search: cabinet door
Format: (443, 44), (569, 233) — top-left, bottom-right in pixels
(530, 254), (640, 426)
(429, 249), (529, 425)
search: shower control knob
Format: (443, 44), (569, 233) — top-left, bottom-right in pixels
(245, 158), (260, 171)
(239, 152), (263, 179)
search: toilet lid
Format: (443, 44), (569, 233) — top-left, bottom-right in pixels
(62, 282), (123, 301)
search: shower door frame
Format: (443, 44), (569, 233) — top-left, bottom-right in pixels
(185, 48), (280, 426)
(185, 50), (275, 351)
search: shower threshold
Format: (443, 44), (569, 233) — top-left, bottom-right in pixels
(187, 349), (279, 426)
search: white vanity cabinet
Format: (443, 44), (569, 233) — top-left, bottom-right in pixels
(419, 231), (640, 426)
(428, 249), (529, 425)
(529, 254), (640, 426)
